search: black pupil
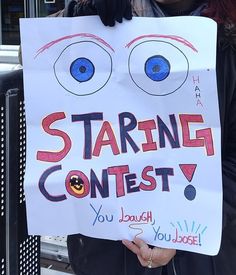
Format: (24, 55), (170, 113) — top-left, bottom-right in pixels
(79, 66), (86, 73)
(70, 177), (84, 186)
(152, 65), (160, 73)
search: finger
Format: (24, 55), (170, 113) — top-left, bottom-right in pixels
(122, 240), (140, 255)
(133, 238), (153, 262)
(149, 248), (154, 261)
(107, 0), (117, 26)
(133, 238), (149, 250)
(137, 254), (151, 267)
(140, 246), (153, 262)
(123, 240), (154, 268)
(115, 0), (125, 23)
(137, 248), (154, 267)
(93, 0), (109, 26)
(124, 0), (133, 20)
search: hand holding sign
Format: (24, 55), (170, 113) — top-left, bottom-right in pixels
(122, 238), (176, 268)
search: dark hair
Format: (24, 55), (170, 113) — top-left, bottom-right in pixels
(203, 0), (236, 24)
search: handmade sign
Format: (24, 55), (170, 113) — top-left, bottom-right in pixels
(20, 16), (222, 255)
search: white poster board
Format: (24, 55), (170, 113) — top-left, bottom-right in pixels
(20, 16), (222, 255)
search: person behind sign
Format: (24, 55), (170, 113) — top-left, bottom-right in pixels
(64, 0), (236, 274)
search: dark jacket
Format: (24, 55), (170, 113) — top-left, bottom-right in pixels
(67, 1), (236, 275)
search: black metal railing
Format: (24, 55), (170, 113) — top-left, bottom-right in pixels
(0, 69), (40, 275)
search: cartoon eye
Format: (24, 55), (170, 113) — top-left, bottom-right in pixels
(54, 41), (112, 96)
(67, 174), (85, 195)
(70, 57), (95, 82)
(128, 41), (189, 96)
(145, 55), (171, 81)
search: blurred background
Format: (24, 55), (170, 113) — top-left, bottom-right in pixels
(0, 1), (75, 274)
(0, 0), (69, 73)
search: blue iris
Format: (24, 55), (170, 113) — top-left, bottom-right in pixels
(70, 57), (95, 82)
(145, 55), (170, 81)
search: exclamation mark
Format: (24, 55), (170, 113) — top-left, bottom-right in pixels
(179, 164), (197, 201)
(199, 234), (201, 246)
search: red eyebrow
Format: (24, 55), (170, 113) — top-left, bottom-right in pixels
(35, 33), (114, 58)
(126, 34), (198, 52)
